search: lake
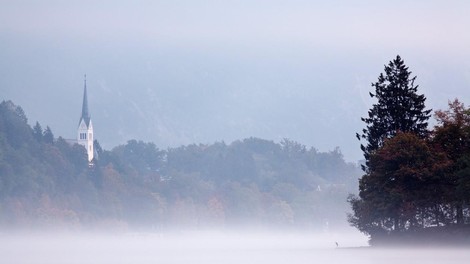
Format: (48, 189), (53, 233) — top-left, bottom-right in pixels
(1, 231), (468, 264)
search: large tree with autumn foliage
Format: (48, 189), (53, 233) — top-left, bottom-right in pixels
(432, 99), (470, 224)
(351, 94), (470, 244)
(349, 133), (449, 239)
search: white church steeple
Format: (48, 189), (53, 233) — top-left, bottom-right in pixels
(77, 75), (94, 162)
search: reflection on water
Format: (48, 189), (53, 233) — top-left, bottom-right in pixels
(0, 231), (468, 264)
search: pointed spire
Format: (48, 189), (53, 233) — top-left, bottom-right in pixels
(80, 74), (91, 126)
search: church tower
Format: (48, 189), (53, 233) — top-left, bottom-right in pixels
(77, 75), (94, 163)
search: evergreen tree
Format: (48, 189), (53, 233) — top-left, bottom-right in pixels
(33, 122), (43, 142)
(43, 126), (54, 144)
(93, 139), (103, 159)
(351, 56), (435, 243)
(357, 55), (431, 170)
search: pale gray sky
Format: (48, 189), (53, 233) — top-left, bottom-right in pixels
(1, 0), (470, 162)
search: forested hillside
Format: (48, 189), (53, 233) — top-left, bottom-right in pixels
(0, 100), (361, 231)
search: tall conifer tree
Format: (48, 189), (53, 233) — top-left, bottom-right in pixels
(350, 56), (434, 242)
(357, 55), (431, 170)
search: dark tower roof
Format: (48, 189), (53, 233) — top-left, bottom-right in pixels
(79, 75), (91, 127)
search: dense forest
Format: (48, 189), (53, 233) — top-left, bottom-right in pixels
(350, 56), (470, 245)
(0, 100), (361, 231)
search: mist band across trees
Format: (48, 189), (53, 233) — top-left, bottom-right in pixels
(0, 100), (360, 231)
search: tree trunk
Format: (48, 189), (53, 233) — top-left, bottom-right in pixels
(456, 202), (463, 225)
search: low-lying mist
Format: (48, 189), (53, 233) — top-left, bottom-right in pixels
(1, 229), (469, 264)
(1, 229), (361, 264)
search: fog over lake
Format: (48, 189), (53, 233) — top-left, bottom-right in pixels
(1, 230), (469, 264)
(2, 1), (470, 263)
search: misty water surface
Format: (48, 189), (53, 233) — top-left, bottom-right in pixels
(1, 231), (468, 264)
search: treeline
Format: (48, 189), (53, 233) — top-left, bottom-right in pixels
(350, 55), (470, 245)
(0, 100), (361, 231)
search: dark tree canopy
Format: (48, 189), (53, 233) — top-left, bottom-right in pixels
(357, 55), (431, 169)
(432, 99), (470, 224)
(348, 57), (470, 245)
(349, 100), (470, 245)
(349, 132), (449, 239)
(433, 99), (470, 161)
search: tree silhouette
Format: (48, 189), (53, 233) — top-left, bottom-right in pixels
(357, 55), (431, 171)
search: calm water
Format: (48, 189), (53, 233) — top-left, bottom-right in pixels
(1, 231), (468, 264)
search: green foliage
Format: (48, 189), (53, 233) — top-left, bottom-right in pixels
(159, 137), (359, 229)
(43, 126), (54, 144)
(0, 101), (92, 228)
(357, 55), (431, 170)
(33, 122), (43, 143)
(110, 139), (164, 177)
(0, 101), (34, 149)
(0, 101), (361, 230)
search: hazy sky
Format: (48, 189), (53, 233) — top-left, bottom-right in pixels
(1, 0), (470, 162)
